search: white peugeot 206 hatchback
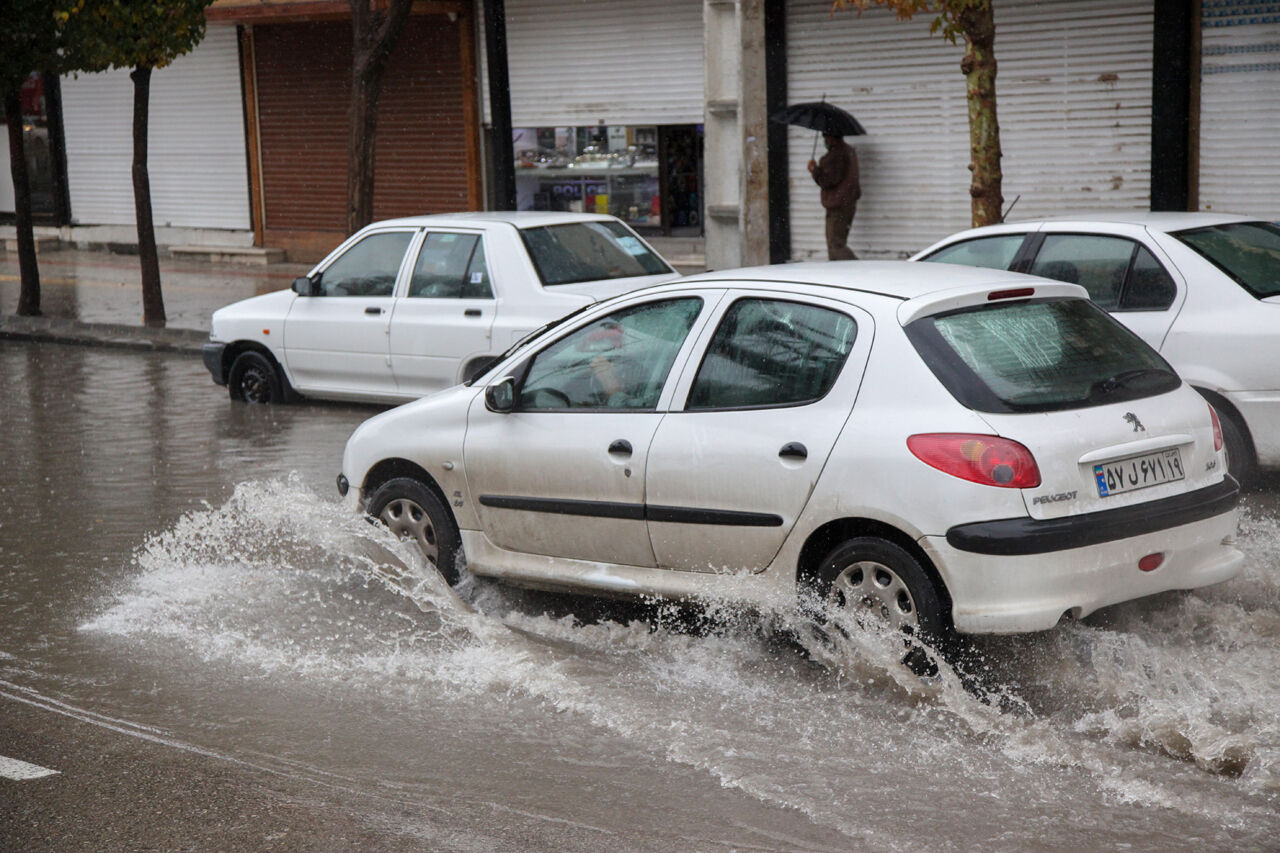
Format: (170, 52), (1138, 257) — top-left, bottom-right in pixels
(338, 262), (1243, 638)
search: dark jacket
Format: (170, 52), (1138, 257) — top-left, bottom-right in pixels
(812, 140), (861, 211)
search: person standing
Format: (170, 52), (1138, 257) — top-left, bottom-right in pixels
(807, 133), (861, 260)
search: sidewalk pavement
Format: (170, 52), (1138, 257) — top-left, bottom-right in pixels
(0, 249), (311, 354)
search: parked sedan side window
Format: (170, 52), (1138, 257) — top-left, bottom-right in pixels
(1028, 235), (1136, 309)
(408, 233), (493, 299)
(686, 299), (857, 410)
(920, 235), (1025, 270)
(519, 298), (703, 411)
(317, 231), (413, 297)
(1117, 246), (1177, 310)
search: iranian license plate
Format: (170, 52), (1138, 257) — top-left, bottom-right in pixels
(1093, 448), (1185, 497)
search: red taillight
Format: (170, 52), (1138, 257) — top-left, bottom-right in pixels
(907, 434), (1042, 488)
(1208, 404), (1224, 452)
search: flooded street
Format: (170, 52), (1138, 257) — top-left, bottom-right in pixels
(2, 339), (1278, 851)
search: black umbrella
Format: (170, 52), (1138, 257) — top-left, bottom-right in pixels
(771, 100), (867, 138)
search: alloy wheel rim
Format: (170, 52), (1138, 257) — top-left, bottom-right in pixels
(379, 498), (440, 567)
(829, 560), (918, 630)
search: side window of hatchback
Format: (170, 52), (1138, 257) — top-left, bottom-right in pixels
(519, 297), (704, 411)
(686, 299), (858, 410)
(316, 231), (414, 297)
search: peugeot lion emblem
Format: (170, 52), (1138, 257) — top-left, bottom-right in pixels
(1124, 412), (1145, 432)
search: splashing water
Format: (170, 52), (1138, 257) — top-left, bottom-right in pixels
(82, 478), (1280, 849)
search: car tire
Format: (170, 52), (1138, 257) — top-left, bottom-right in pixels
(366, 478), (462, 585)
(812, 537), (949, 645)
(228, 350), (287, 404)
(1219, 410), (1256, 488)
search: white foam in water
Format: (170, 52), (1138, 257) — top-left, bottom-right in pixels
(83, 478), (1280, 848)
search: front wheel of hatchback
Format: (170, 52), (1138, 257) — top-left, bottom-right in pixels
(366, 478), (461, 585)
(812, 537), (949, 674)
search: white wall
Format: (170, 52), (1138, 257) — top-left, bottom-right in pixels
(60, 25), (250, 230)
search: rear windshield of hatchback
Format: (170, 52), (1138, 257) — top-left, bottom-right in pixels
(521, 222), (673, 286)
(906, 298), (1180, 413)
(1172, 221), (1280, 299)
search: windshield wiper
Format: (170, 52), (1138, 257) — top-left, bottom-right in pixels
(1089, 367), (1178, 400)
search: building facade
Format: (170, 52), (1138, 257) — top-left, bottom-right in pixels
(4, 0), (1277, 267)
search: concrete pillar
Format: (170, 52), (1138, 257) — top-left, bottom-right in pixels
(703, 0), (770, 270)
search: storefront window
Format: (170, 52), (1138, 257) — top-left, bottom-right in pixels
(512, 124), (701, 236)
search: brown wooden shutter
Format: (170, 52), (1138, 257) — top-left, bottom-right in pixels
(254, 16), (471, 245)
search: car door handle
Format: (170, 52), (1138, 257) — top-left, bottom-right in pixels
(608, 439), (633, 456)
(364, 306), (382, 315)
(464, 308), (482, 317)
(779, 442), (808, 460)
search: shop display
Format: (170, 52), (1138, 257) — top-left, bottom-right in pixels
(514, 125), (661, 228)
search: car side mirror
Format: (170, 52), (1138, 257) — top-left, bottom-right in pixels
(292, 275), (319, 296)
(485, 376), (517, 413)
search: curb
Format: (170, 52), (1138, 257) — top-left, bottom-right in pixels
(0, 315), (207, 354)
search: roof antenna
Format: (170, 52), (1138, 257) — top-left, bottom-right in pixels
(1001, 194), (1021, 223)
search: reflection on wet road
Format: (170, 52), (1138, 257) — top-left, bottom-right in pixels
(2, 340), (1278, 851)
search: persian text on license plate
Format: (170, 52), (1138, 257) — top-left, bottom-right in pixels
(1093, 448), (1185, 497)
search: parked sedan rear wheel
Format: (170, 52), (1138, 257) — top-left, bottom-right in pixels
(228, 351), (285, 404)
(813, 537), (948, 673)
(1218, 410), (1256, 487)
(366, 478), (461, 585)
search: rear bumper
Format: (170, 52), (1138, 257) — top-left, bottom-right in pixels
(202, 341), (228, 386)
(922, 506), (1242, 634)
(946, 478), (1239, 556)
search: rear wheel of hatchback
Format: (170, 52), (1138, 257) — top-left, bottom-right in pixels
(812, 537), (948, 675)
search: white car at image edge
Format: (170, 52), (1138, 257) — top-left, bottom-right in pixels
(338, 261), (1243, 638)
(912, 212), (1280, 485)
(203, 212), (679, 405)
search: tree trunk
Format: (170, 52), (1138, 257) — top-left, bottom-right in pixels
(959, 2), (1002, 227)
(346, 0), (414, 235)
(5, 89), (41, 317)
(131, 65), (165, 328)
(346, 60), (381, 234)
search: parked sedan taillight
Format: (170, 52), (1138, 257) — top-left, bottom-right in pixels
(907, 434), (1042, 489)
(1208, 404), (1224, 452)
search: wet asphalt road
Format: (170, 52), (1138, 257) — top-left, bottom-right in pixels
(2, 338), (1278, 852)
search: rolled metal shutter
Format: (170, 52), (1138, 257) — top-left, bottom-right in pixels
(503, 0), (705, 126)
(786, 0), (1154, 260)
(254, 16), (471, 234)
(1198, 3), (1280, 218)
(60, 25), (250, 230)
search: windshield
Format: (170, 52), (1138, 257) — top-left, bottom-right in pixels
(521, 221), (673, 286)
(1172, 221), (1280, 298)
(906, 298), (1180, 414)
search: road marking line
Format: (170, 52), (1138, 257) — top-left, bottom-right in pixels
(0, 755), (59, 781)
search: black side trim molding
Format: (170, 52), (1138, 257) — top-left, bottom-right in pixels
(647, 504), (783, 527)
(479, 495), (644, 520)
(946, 477), (1239, 556)
(479, 495), (783, 527)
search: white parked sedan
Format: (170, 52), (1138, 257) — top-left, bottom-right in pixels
(202, 212), (678, 404)
(339, 262), (1242, 639)
(912, 213), (1280, 484)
